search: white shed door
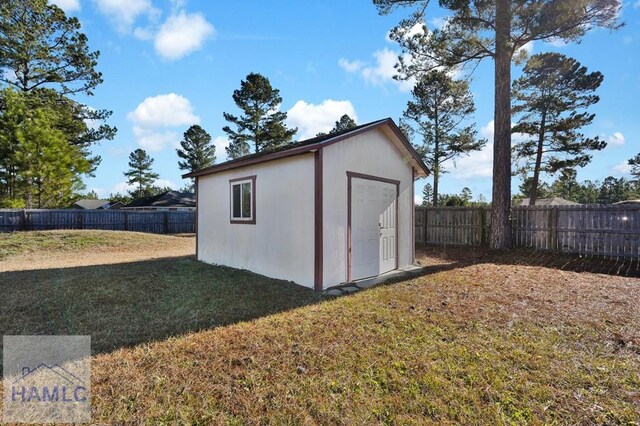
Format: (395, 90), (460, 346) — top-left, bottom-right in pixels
(351, 178), (397, 280)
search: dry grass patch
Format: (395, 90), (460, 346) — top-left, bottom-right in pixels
(86, 250), (640, 424)
(0, 230), (195, 272)
(1, 235), (638, 424)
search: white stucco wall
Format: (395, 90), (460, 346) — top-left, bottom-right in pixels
(197, 154), (315, 288)
(322, 128), (414, 288)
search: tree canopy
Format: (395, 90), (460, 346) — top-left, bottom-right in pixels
(316, 114), (357, 137)
(403, 70), (485, 206)
(0, 0), (115, 206)
(512, 53), (605, 205)
(376, 0), (622, 249)
(176, 124), (216, 183)
(0, 0), (102, 96)
(629, 153), (640, 183)
(124, 149), (160, 200)
(223, 73), (297, 159)
(0, 88), (91, 207)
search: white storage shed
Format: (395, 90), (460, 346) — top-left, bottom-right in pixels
(184, 118), (429, 290)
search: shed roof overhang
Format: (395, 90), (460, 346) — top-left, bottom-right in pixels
(183, 118), (429, 179)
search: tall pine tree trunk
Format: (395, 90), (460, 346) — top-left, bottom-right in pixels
(433, 114), (440, 206)
(529, 111), (547, 206)
(432, 166), (439, 206)
(491, 0), (513, 250)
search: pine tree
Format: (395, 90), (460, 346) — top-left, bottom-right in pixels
(0, 0), (115, 196)
(629, 153), (640, 182)
(421, 183), (433, 206)
(124, 149), (159, 199)
(512, 53), (605, 206)
(460, 187), (472, 205)
(316, 114), (357, 137)
(176, 124), (215, 189)
(403, 70), (485, 206)
(550, 169), (580, 201)
(376, 0), (621, 249)
(0, 88), (91, 207)
(223, 73), (297, 159)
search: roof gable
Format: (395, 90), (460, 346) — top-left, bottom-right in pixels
(183, 118), (429, 179)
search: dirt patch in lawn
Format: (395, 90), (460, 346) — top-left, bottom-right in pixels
(0, 230), (194, 272)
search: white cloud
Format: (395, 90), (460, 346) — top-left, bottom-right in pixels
(339, 48), (415, 92)
(133, 26), (154, 41)
(112, 181), (136, 194)
(154, 179), (178, 189)
(50, 0), (81, 12)
(128, 93), (199, 128)
(452, 142), (494, 179)
(128, 93), (199, 151)
(607, 131), (625, 146)
(634, 0), (640, 9)
(450, 119), (529, 180)
(612, 161), (632, 175)
(286, 99), (358, 139)
(414, 195), (422, 205)
(213, 136), (230, 162)
(518, 41), (534, 55)
(132, 127), (178, 152)
(338, 58), (365, 73)
(92, 0), (158, 32)
(429, 17), (449, 30)
(154, 11), (214, 60)
(547, 38), (568, 48)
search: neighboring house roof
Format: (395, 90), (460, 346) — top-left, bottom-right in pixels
(73, 199), (112, 209)
(519, 197), (580, 206)
(183, 118), (430, 179)
(613, 199), (640, 206)
(124, 191), (195, 208)
(107, 201), (125, 209)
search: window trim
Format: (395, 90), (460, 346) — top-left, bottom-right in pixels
(229, 175), (256, 224)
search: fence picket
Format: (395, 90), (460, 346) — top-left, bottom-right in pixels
(0, 209), (195, 234)
(415, 205), (640, 258)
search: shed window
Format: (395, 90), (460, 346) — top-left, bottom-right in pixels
(230, 176), (255, 224)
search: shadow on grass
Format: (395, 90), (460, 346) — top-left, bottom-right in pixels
(0, 255), (322, 369)
(416, 244), (640, 278)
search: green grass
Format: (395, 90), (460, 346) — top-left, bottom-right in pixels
(0, 256), (320, 356)
(1, 231), (638, 424)
(0, 230), (181, 260)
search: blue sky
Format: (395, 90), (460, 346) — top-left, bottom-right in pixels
(51, 0), (640, 202)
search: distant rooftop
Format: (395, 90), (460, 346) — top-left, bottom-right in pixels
(73, 199), (112, 209)
(613, 199), (640, 206)
(518, 197), (580, 206)
(125, 191), (195, 208)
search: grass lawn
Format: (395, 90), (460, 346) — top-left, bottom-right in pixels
(1, 231), (639, 424)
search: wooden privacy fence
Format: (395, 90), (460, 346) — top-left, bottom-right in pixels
(0, 209), (195, 234)
(416, 205), (640, 258)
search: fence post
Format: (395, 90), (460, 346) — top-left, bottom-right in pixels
(550, 207), (559, 251)
(21, 209), (27, 231)
(124, 211), (128, 231)
(77, 210), (83, 230)
(423, 208), (428, 244)
(478, 207), (485, 245)
(163, 211), (169, 234)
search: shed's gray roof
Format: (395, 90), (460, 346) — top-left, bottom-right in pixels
(183, 118), (430, 179)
